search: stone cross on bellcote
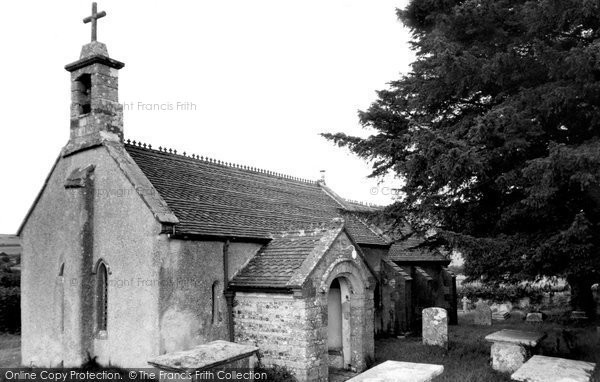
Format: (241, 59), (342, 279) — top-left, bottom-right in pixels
(64, 2), (125, 155)
(83, 2), (106, 42)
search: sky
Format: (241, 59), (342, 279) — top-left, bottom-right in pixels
(0, 0), (414, 234)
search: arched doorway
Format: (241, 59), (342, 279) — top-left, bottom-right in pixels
(327, 277), (352, 370)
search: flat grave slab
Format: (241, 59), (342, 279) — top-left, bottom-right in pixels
(347, 360), (444, 382)
(485, 330), (547, 373)
(511, 355), (596, 382)
(485, 329), (546, 347)
(148, 340), (259, 381)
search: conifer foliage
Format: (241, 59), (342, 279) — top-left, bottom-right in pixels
(323, 0), (600, 314)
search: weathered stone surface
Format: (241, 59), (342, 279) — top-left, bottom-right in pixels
(490, 342), (528, 374)
(233, 231), (375, 382)
(462, 296), (470, 312)
(80, 41), (109, 58)
(526, 312), (543, 323)
(347, 360), (444, 382)
(147, 340), (258, 372)
(485, 330), (546, 373)
(511, 355), (596, 382)
(473, 302), (492, 326)
(422, 307), (448, 348)
(485, 329), (546, 347)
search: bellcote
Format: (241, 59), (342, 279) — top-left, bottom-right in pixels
(63, 3), (125, 156)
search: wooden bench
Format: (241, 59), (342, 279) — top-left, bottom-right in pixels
(511, 355), (596, 382)
(484, 329), (546, 373)
(347, 360), (444, 382)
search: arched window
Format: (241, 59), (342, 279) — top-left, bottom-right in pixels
(96, 262), (108, 331)
(58, 263), (65, 333)
(212, 281), (221, 324)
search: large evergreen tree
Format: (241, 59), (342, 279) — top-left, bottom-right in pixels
(324, 0), (600, 315)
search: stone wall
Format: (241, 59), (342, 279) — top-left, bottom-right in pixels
(233, 292), (324, 381)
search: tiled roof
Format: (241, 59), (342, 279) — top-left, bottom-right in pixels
(125, 143), (388, 246)
(229, 229), (332, 289)
(389, 236), (449, 264)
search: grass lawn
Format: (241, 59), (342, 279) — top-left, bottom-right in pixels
(375, 314), (600, 382)
(0, 333), (20, 367)
(2, 316), (599, 382)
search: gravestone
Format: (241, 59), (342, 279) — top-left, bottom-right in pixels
(462, 296), (470, 312)
(492, 311), (510, 321)
(492, 302), (513, 313)
(571, 310), (588, 321)
(422, 307), (448, 348)
(518, 297), (531, 309)
(526, 313), (543, 323)
(511, 355), (596, 382)
(473, 302), (492, 326)
(347, 360), (444, 382)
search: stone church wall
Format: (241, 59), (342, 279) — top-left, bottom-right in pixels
(158, 239), (227, 353)
(21, 146), (163, 367)
(233, 292), (323, 381)
(157, 239), (262, 355)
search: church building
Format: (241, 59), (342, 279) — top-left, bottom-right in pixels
(18, 6), (456, 382)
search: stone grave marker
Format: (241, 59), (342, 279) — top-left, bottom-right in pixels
(526, 312), (543, 323)
(473, 302), (492, 326)
(462, 296), (470, 312)
(518, 297), (531, 309)
(571, 310), (588, 321)
(492, 310), (510, 321)
(347, 360), (444, 382)
(148, 340), (259, 382)
(511, 355), (596, 382)
(422, 307), (448, 348)
(484, 329), (546, 373)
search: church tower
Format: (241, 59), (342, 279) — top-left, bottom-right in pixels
(64, 2), (124, 156)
